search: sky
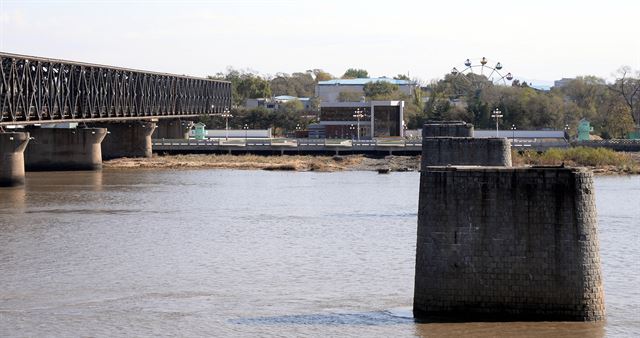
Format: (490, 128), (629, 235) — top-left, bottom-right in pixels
(1, 0), (639, 86)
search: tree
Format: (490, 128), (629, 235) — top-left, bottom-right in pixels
(270, 72), (315, 97)
(342, 68), (369, 79)
(311, 69), (334, 82)
(208, 68), (271, 107)
(279, 99), (304, 114)
(394, 74), (410, 81)
(338, 91), (362, 102)
(608, 66), (640, 127)
(363, 81), (399, 98)
(602, 102), (635, 138)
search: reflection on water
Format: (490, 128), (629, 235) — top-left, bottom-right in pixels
(0, 187), (26, 211)
(414, 321), (605, 338)
(0, 170), (637, 337)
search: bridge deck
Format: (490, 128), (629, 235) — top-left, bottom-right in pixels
(1, 52), (231, 125)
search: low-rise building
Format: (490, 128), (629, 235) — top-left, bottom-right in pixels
(316, 101), (404, 139)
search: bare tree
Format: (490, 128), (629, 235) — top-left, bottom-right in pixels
(608, 66), (640, 127)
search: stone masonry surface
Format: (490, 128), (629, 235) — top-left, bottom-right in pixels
(414, 167), (605, 321)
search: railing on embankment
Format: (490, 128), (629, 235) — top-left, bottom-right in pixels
(152, 138), (424, 155)
(572, 139), (640, 151)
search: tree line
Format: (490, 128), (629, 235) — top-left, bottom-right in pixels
(203, 66), (639, 139)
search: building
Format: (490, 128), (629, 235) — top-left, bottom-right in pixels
(244, 95), (312, 110)
(553, 78), (574, 88)
(316, 101), (404, 139)
(315, 78), (414, 103)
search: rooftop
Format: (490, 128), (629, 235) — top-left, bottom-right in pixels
(317, 78), (413, 86)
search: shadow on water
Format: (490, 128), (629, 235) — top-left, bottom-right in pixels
(232, 308), (604, 338)
(231, 309), (414, 326)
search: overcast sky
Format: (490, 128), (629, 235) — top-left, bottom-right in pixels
(1, 0), (638, 86)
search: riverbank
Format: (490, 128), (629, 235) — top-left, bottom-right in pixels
(103, 154), (420, 172)
(103, 149), (640, 174)
(512, 148), (640, 175)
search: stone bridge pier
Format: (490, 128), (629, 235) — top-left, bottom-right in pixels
(95, 121), (157, 159)
(0, 132), (30, 187)
(25, 127), (107, 171)
(414, 121), (605, 322)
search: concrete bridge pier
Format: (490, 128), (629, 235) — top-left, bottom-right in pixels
(153, 119), (193, 139)
(25, 127), (107, 171)
(0, 132), (30, 187)
(99, 122), (157, 159)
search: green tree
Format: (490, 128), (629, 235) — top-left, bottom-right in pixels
(394, 74), (410, 81)
(279, 99), (304, 114)
(208, 68), (271, 107)
(311, 69), (334, 82)
(270, 72), (315, 97)
(338, 91), (362, 102)
(602, 102), (635, 138)
(363, 81), (399, 99)
(342, 68), (369, 79)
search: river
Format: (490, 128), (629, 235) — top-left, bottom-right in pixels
(0, 170), (638, 337)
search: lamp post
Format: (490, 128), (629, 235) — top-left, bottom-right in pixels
(220, 107), (233, 141)
(491, 108), (503, 137)
(564, 124), (570, 141)
(511, 124), (516, 143)
(243, 123), (249, 142)
(349, 124), (356, 141)
(353, 108), (364, 141)
(295, 124), (302, 139)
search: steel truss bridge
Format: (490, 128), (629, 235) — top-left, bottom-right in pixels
(0, 52), (231, 126)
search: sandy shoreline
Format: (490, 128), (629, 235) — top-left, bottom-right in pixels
(103, 154), (421, 172)
(103, 153), (640, 174)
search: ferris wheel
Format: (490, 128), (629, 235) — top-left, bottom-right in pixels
(450, 57), (514, 85)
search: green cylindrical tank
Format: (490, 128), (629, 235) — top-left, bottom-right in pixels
(577, 119), (593, 141)
(194, 123), (207, 140)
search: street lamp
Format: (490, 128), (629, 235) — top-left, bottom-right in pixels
(295, 124), (302, 139)
(349, 124), (356, 141)
(353, 108), (365, 141)
(491, 108), (503, 137)
(564, 124), (570, 141)
(511, 124), (516, 143)
(220, 107), (233, 140)
(243, 123), (249, 142)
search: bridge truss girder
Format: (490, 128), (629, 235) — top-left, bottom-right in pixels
(0, 52), (231, 125)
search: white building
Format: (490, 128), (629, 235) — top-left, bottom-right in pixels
(315, 78), (415, 103)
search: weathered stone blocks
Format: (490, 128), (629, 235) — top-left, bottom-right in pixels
(414, 167), (605, 321)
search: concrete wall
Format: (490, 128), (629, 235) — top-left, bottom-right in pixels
(422, 137), (512, 167)
(25, 128), (107, 171)
(0, 132), (30, 187)
(414, 167), (605, 321)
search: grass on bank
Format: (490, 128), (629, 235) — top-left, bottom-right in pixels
(513, 147), (639, 173)
(104, 154), (365, 171)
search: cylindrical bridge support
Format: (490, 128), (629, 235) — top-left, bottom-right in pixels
(0, 132), (30, 187)
(98, 122), (157, 159)
(25, 127), (107, 171)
